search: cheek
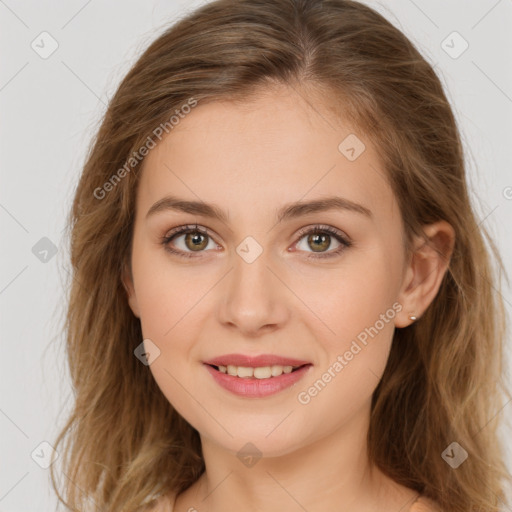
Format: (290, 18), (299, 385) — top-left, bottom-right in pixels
(292, 258), (400, 425)
(132, 263), (210, 420)
(287, 246), (401, 344)
(285, 247), (403, 411)
(131, 239), (208, 339)
(130, 244), (216, 397)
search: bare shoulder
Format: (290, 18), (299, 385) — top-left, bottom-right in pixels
(410, 496), (443, 512)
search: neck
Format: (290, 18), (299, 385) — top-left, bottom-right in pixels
(175, 402), (417, 512)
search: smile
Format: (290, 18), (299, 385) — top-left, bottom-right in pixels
(204, 363), (313, 398)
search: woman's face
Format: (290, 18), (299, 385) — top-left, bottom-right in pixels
(123, 85), (410, 457)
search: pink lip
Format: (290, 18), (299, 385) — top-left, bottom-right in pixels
(203, 353), (311, 367)
(204, 364), (313, 398)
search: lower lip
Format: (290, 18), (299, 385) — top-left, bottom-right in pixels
(204, 364), (312, 398)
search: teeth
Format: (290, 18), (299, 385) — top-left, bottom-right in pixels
(217, 364), (298, 379)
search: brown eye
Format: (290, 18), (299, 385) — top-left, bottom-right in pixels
(306, 233), (332, 252)
(296, 230), (343, 254)
(293, 225), (352, 260)
(162, 225), (217, 258)
(184, 232), (209, 251)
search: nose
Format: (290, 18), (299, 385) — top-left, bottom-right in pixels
(217, 248), (290, 337)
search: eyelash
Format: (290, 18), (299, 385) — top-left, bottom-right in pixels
(160, 223), (352, 260)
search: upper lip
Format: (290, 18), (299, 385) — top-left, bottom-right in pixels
(203, 353), (312, 368)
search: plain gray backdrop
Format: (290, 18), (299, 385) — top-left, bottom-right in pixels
(1, 1), (511, 510)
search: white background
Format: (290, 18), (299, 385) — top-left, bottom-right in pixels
(1, 1), (511, 510)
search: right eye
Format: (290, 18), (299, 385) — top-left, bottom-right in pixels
(161, 224), (220, 258)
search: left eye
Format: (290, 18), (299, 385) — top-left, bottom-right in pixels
(161, 224), (351, 260)
(295, 230), (343, 255)
(292, 225), (352, 259)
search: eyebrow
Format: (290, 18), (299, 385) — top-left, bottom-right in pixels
(145, 195), (372, 223)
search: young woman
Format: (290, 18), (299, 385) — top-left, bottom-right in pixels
(51, 1), (512, 511)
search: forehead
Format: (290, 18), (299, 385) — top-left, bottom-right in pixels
(136, 86), (397, 225)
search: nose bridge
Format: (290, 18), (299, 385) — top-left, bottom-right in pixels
(218, 238), (289, 333)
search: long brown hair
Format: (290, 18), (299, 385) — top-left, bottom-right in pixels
(50, 0), (512, 510)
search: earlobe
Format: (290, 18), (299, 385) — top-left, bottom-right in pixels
(394, 220), (455, 328)
(121, 262), (141, 319)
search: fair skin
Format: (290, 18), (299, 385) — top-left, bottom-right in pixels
(122, 84), (454, 512)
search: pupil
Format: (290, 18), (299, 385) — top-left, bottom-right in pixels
(310, 233), (329, 252)
(187, 232), (207, 251)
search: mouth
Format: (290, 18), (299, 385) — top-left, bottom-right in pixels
(203, 362), (313, 398)
(205, 363), (311, 379)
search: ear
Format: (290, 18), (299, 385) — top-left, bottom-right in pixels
(121, 261), (141, 319)
(394, 220), (455, 328)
